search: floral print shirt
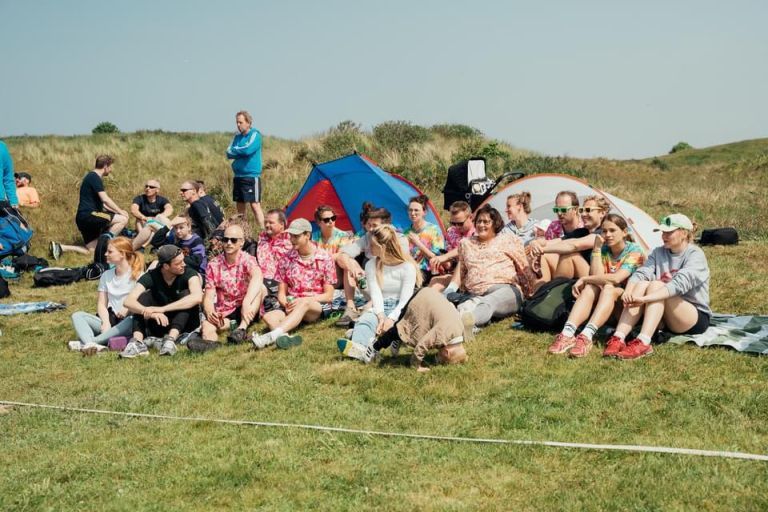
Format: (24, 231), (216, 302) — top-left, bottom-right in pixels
(256, 231), (293, 280)
(445, 225), (475, 252)
(205, 251), (260, 317)
(275, 248), (337, 298)
(459, 233), (537, 297)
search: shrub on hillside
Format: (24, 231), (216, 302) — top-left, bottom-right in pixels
(314, 126), (370, 162)
(651, 157), (670, 171)
(669, 141), (693, 154)
(92, 121), (120, 134)
(451, 139), (514, 175)
(372, 121), (431, 153)
(431, 123), (482, 139)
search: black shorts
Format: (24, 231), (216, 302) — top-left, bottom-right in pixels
(680, 308), (711, 335)
(76, 211), (113, 244)
(223, 307), (258, 326)
(268, 300), (333, 319)
(233, 177), (261, 203)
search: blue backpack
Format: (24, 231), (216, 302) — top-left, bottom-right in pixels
(0, 203), (33, 257)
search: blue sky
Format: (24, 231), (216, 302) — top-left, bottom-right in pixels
(1, 0), (766, 158)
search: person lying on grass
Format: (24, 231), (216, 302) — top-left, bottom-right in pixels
(548, 214), (645, 358)
(528, 194), (609, 281)
(443, 204), (537, 329)
(428, 200), (474, 291)
(119, 245), (204, 358)
(341, 287), (468, 372)
(337, 224), (421, 362)
(68, 237), (145, 352)
(606, 213), (711, 360)
(187, 225), (265, 353)
(251, 218), (336, 350)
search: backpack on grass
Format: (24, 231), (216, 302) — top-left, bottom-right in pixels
(33, 267), (86, 287)
(519, 278), (577, 332)
(0, 202), (33, 257)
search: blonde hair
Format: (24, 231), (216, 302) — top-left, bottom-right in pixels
(370, 224), (423, 288)
(108, 236), (145, 281)
(583, 194), (610, 213)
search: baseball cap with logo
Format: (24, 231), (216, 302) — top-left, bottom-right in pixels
(654, 213), (694, 232)
(286, 218), (312, 235)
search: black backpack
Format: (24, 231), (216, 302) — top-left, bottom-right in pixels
(519, 278), (577, 332)
(0, 275), (9, 298)
(699, 227), (738, 246)
(33, 267), (86, 287)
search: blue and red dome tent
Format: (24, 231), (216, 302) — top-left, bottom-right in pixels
(285, 153), (446, 235)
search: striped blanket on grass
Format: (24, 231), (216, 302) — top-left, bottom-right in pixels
(667, 314), (768, 355)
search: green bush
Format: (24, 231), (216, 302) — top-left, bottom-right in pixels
(450, 139), (514, 175)
(430, 123), (482, 139)
(651, 157), (670, 171)
(91, 121), (120, 134)
(372, 121), (431, 153)
(669, 141), (693, 154)
(315, 127), (369, 162)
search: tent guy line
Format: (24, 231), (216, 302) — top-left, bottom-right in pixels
(2, 400), (766, 462)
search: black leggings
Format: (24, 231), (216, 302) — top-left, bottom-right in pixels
(132, 290), (200, 338)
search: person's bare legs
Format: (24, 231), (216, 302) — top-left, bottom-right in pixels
(60, 243), (92, 255)
(565, 283), (599, 327)
(613, 281), (651, 337)
(586, 284), (624, 328)
(261, 301), (322, 333)
(250, 202), (265, 230)
(108, 214), (128, 237)
(661, 296), (701, 334)
(554, 252), (590, 279)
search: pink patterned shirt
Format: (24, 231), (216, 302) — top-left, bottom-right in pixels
(205, 251), (260, 317)
(276, 248), (337, 298)
(545, 219), (584, 240)
(445, 225), (475, 251)
(458, 233), (536, 297)
(257, 231), (293, 280)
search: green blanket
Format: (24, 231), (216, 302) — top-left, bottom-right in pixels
(667, 314), (768, 355)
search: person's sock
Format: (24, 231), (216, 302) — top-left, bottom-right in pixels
(581, 323), (598, 341)
(561, 322), (577, 338)
(637, 333), (652, 345)
(613, 331), (627, 341)
(269, 327), (285, 341)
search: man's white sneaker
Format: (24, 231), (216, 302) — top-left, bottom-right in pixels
(252, 332), (274, 350)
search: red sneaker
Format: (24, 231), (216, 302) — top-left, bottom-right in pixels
(569, 334), (592, 358)
(548, 333), (576, 354)
(602, 336), (626, 358)
(616, 339), (654, 360)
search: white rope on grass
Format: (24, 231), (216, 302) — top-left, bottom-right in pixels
(2, 400), (767, 462)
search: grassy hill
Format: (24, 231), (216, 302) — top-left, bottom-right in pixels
(2, 127), (767, 510)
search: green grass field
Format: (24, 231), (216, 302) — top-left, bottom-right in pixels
(2, 130), (767, 510)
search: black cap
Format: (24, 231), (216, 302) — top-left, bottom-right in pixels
(156, 245), (182, 265)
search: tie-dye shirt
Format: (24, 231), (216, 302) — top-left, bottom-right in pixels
(404, 222), (445, 271)
(600, 241), (645, 281)
(311, 227), (352, 255)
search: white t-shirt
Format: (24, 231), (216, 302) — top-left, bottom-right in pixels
(97, 268), (137, 312)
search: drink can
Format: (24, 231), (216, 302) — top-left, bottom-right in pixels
(286, 295), (295, 304)
(229, 319), (237, 332)
(357, 275), (367, 290)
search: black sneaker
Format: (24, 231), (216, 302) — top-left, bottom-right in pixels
(226, 328), (247, 345)
(187, 335), (220, 353)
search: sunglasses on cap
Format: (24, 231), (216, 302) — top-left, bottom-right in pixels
(578, 207), (602, 214)
(221, 237), (242, 244)
(552, 206), (576, 214)
(320, 215), (337, 224)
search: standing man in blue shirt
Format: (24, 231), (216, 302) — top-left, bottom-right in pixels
(226, 110), (264, 229)
(0, 140), (19, 208)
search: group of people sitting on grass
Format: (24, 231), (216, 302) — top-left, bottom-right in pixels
(61, 157), (711, 368)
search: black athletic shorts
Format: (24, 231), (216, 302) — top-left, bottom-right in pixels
(76, 211), (113, 244)
(680, 308), (711, 335)
(233, 176), (261, 203)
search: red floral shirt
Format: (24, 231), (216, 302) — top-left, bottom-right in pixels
(275, 248), (337, 298)
(205, 251), (260, 317)
(445, 225), (475, 251)
(257, 231), (293, 280)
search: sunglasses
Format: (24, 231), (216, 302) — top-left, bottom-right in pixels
(450, 219), (467, 227)
(221, 237), (242, 244)
(145, 185), (159, 189)
(180, 188), (193, 192)
(578, 207), (602, 214)
(552, 206), (576, 214)
(320, 216), (337, 223)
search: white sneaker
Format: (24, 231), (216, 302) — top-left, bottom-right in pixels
(68, 341), (83, 351)
(158, 337), (177, 356)
(461, 311), (476, 342)
(338, 338), (368, 361)
(390, 338), (401, 357)
(81, 342), (107, 352)
(252, 332), (275, 350)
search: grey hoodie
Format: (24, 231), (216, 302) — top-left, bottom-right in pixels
(628, 244), (711, 315)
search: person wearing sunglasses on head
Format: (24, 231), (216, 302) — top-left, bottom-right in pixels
(605, 213), (711, 360)
(120, 244), (204, 358)
(186, 225), (265, 352)
(501, 191), (539, 246)
(529, 194), (608, 282)
(428, 201), (474, 291)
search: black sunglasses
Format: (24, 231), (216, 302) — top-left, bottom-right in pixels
(145, 185), (159, 189)
(221, 237), (242, 244)
(450, 220), (466, 227)
(320, 215), (337, 223)
(180, 188), (193, 192)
